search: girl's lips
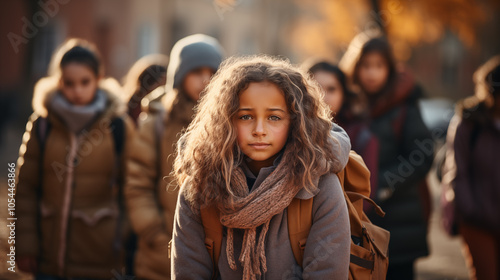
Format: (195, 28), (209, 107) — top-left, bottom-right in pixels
(249, 143), (271, 150)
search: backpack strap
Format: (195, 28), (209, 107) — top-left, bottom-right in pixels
(110, 117), (125, 157)
(287, 197), (313, 267)
(109, 117), (126, 201)
(34, 117), (51, 197)
(35, 116), (51, 167)
(200, 205), (223, 280)
(108, 117), (129, 268)
(35, 117), (51, 148)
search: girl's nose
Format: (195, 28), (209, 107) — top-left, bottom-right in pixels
(73, 88), (83, 98)
(252, 119), (266, 136)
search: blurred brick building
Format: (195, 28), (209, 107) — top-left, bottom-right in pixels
(0, 0), (499, 163)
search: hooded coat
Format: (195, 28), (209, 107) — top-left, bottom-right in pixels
(340, 34), (434, 264)
(443, 55), (500, 233)
(124, 34), (224, 280)
(365, 73), (433, 264)
(15, 77), (135, 278)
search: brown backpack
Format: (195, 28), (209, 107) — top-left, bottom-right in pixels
(200, 151), (390, 279)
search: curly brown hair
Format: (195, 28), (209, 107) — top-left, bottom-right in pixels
(174, 55), (340, 207)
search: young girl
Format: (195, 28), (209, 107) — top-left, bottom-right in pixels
(171, 56), (351, 279)
(340, 36), (433, 279)
(307, 60), (379, 210)
(15, 39), (135, 279)
(125, 34), (224, 280)
(307, 61), (349, 121)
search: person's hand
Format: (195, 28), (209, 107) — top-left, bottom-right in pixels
(17, 256), (38, 274)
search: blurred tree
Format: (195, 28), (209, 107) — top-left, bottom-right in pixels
(291, 0), (370, 62)
(292, 0), (500, 62)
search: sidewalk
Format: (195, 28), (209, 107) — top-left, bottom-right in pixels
(415, 172), (469, 280)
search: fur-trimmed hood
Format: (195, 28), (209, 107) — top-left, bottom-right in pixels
(457, 55), (500, 122)
(32, 76), (126, 119)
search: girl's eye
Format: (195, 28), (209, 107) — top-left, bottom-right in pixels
(64, 80), (74, 87)
(81, 79), (90, 86)
(240, 115), (252, 120)
(269, 115), (281, 121)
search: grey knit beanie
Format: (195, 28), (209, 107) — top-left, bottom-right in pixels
(166, 34), (224, 92)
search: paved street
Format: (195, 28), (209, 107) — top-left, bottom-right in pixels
(415, 172), (469, 280)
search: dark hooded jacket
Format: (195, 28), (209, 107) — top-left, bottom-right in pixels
(443, 55), (500, 233)
(366, 71), (433, 264)
(340, 33), (434, 264)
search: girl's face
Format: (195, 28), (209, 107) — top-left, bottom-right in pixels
(234, 82), (291, 174)
(182, 66), (215, 101)
(357, 52), (389, 95)
(313, 71), (344, 114)
(60, 62), (100, 106)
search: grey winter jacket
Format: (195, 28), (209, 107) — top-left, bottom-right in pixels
(171, 124), (352, 279)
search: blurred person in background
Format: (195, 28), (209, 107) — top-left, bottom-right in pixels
(122, 54), (168, 125)
(307, 60), (379, 206)
(124, 34), (223, 280)
(340, 35), (434, 280)
(442, 55), (500, 280)
(15, 38), (135, 279)
(120, 53), (168, 273)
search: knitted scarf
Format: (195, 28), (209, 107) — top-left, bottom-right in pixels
(50, 90), (107, 134)
(218, 147), (305, 280)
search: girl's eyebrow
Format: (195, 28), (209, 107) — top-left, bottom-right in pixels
(237, 108), (286, 113)
(268, 108), (286, 113)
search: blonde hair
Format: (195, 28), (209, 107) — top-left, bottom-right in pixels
(473, 55), (500, 107)
(174, 55), (339, 207)
(457, 55), (500, 121)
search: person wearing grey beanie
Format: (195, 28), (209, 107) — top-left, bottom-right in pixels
(167, 34), (223, 94)
(124, 34), (224, 280)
